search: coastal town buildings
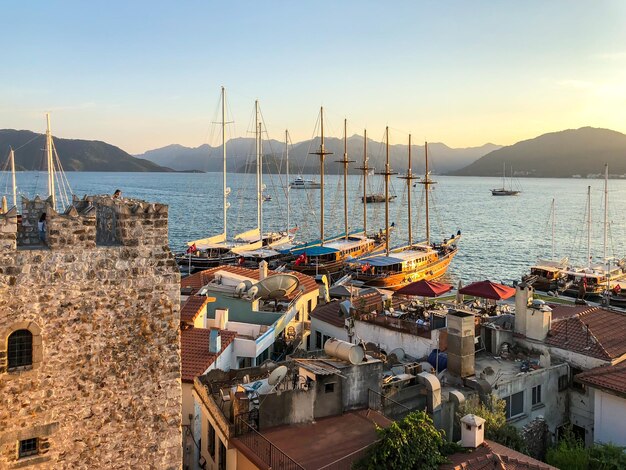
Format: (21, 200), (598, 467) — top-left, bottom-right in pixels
(179, 264), (321, 469)
(0, 195), (182, 468)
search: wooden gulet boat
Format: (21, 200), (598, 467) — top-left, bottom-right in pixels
(287, 113), (386, 276)
(348, 132), (461, 290)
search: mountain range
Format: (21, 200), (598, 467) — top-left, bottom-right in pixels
(135, 136), (501, 175)
(451, 127), (626, 177)
(0, 129), (170, 172)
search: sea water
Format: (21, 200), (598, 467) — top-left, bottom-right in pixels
(3, 171), (625, 284)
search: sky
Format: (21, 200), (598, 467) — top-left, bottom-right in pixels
(2, 1), (626, 154)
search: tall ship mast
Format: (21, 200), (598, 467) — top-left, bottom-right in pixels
(287, 112), (386, 277)
(177, 87), (238, 271)
(349, 137), (461, 290)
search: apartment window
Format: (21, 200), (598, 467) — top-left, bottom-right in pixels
(558, 374), (569, 391)
(504, 391), (524, 419)
(532, 385), (542, 406)
(8, 330), (33, 369)
(325, 382), (335, 393)
(208, 421), (216, 459)
(571, 367), (586, 392)
(18, 438), (39, 459)
(295, 309), (300, 321)
(322, 335), (330, 348)
(307, 299), (312, 314)
(218, 439), (226, 470)
(315, 331), (322, 349)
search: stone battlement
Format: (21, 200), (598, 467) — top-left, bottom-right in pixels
(1, 194), (170, 252)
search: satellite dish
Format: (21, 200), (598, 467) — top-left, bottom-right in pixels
(251, 274), (300, 300)
(268, 365), (288, 386)
(339, 300), (352, 317)
(389, 348), (405, 361)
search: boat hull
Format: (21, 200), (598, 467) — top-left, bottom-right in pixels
(354, 249), (457, 290)
(491, 190), (520, 196)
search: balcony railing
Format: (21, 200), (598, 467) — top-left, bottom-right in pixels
(234, 415), (305, 470)
(368, 388), (412, 420)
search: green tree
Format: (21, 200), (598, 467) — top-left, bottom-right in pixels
(457, 394), (527, 453)
(546, 427), (589, 470)
(353, 411), (450, 470)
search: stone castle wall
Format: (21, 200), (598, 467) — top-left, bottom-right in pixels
(0, 195), (182, 469)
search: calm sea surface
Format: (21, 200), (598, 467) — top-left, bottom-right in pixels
(3, 171), (625, 284)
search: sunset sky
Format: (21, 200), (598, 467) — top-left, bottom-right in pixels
(2, 1), (626, 153)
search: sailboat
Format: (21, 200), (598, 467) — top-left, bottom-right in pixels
(559, 165), (626, 298)
(491, 163), (521, 196)
(286, 111), (386, 276)
(0, 147), (17, 213)
(348, 132), (461, 290)
(522, 199), (569, 291)
(1, 114), (73, 214)
(176, 87), (238, 270)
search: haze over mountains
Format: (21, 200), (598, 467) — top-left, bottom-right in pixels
(135, 136), (501, 175)
(452, 127), (626, 177)
(2, 127), (625, 177)
(0, 129), (170, 172)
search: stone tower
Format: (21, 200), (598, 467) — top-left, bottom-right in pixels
(0, 195), (182, 469)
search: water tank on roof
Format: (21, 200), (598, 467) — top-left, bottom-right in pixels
(324, 338), (365, 365)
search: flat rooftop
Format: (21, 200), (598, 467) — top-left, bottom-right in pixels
(236, 410), (390, 470)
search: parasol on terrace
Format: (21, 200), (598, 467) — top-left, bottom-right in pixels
(458, 279), (516, 300)
(396, 279), (453, 298)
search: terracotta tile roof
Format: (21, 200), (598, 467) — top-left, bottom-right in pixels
(442, 440), (556, 470)
(310, 292), (384, 328)
(180, 295), (209, 325)
(545, 307), (626, 361)
(549, 304), (597, 321)
(180, 265), (319, 298)
(180, 328), (236, 383)
(576, 361), (626, 397)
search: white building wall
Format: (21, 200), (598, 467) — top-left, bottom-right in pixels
(594, 390), (626, 446)
(310, 317), (348, 349)
(354, 320), (437, 359)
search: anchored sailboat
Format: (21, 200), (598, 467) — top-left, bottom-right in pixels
(176, 87), (238, 270)
(287, 111), (385, 276)
(349, 133), (461, 290)
(491, 163), (521, 196)
(558, 165), (626, 298)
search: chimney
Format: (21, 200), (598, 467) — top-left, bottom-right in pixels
(209, 329), (222, 354)
(447, 310), (475, 378)
(514, 283), (533, 335)
(460, 414), (485, 448)
(259, 260), (268, 280)
(215, 308), (229, 330)
(525, 301), (552, 341)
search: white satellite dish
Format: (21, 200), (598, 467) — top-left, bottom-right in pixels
(251, 274), (300, 300)
(268, 365), (288, 386)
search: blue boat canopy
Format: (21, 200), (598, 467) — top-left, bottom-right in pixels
(289, 245), (340, 257)
(355, 256), (403, 267)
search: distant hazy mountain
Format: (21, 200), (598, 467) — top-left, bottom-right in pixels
(0, 129), (171, 172)
(451, 127), (626, 177)
(136, 136), (501, 175)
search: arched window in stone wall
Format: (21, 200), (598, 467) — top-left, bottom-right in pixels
(8, 330), (33, 369)
(1, 322), (42, 373)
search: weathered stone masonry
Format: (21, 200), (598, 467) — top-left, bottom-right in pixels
(0, 195), (182, 469)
